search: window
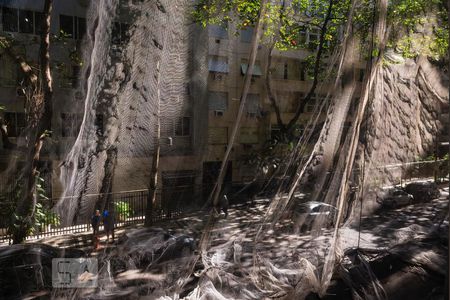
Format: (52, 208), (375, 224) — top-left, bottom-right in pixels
(270, 125), (281, 140)
(162, 116), (191, 137)
(74, 16), (86, 39)
(61, 113), (82, 137)
(2, 7), (18, 32)
(296, 26), (307, 45)
(34, 12), (44, 34)
(305, 94), (326, 113)
(208, 56), (229, 73)
(240, 60), (262, 77)
(283, 63), (288, 80)
(162, 170), (196, 208)
(239, 127), (258, 144)
(305, 93), (317, 113)
(59, 15), (86, 39)
(208, 24), (228, 39)
(300, 62), (307, 81)
(208, 127), (228, 144)
(2, 8), (45, 34)
(71, 66), (81, 88)
(175, 117), (191, 137)
(60, 15), (74, 37)
(245, 94), (260, 116)
(308, 29), (320, 50)
(3, 112), (26, 137)
(240, 27), (253, 43)
(18, 10), (33, 33)
(208, 92), (228, 112)
(0, 55), (18, 86)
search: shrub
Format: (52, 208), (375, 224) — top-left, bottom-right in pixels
(114, 201), (134, 220)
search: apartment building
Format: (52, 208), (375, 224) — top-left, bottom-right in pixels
(203, 21), (364, 194)
(0, 0), (90, 196)
(0, 0), (364, 208)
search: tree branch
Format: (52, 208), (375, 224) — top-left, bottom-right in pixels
(285, 0), (335, 132)
(266, 46), (286, 133)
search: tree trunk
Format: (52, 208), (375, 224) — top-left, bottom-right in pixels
(285, 0), (335, 133)
(210, 0), (268, 209)
(265, 44), (286, 134)
(145, 136), (160, 226)
(12, 0), (53, 244)
(96, 146), (118, 212)
(145, 61), (162, 226)
(38, 0), (53, 132)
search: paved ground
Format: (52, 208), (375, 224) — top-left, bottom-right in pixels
(22, 187), (449, 260)
(4, 187), (447, 299)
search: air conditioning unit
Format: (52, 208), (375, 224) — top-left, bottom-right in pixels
(213, 73), (224, 81)
(214, 110), (224, 117)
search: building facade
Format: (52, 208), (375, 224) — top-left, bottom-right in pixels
(0, 0), (366, 210)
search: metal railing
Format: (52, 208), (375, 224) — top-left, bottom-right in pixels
(0, 159), (448, 244)
(0, 186), (201, 244)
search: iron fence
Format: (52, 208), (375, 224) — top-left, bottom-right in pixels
(0, 186), (202, 244)
(0, 159), (448, 244)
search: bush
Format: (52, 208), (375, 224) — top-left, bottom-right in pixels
(114, 201), (134, 220)
(34, 203), (60, 232)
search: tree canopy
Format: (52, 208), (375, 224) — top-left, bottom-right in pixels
(193, 0), (448, 60)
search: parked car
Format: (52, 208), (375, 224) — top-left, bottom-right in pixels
(404, 181), (440, 203)
(376, 187), (414, 208)
(291, 201), (338, 233)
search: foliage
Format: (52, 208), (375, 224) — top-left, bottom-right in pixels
(34, 202), (60, 231)
(430, 26), (449, 59)
(192, 0), (349, 54)
(355, 0), (448, 59)
(0, 35), (12, 49)
(192, 0), (448, 81)
(31, 175), (60, 232)
(420, 153), (449, 162)
(114, 201), (134, 220)
(1, 174), (60, 240)
(194, 0), (447, 83)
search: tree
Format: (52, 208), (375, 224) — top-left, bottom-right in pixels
(193, 0), (447, 134)
(193, 0), (350, 138)
(193, 0), (448, 181)
(0, 0), (54, 243)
